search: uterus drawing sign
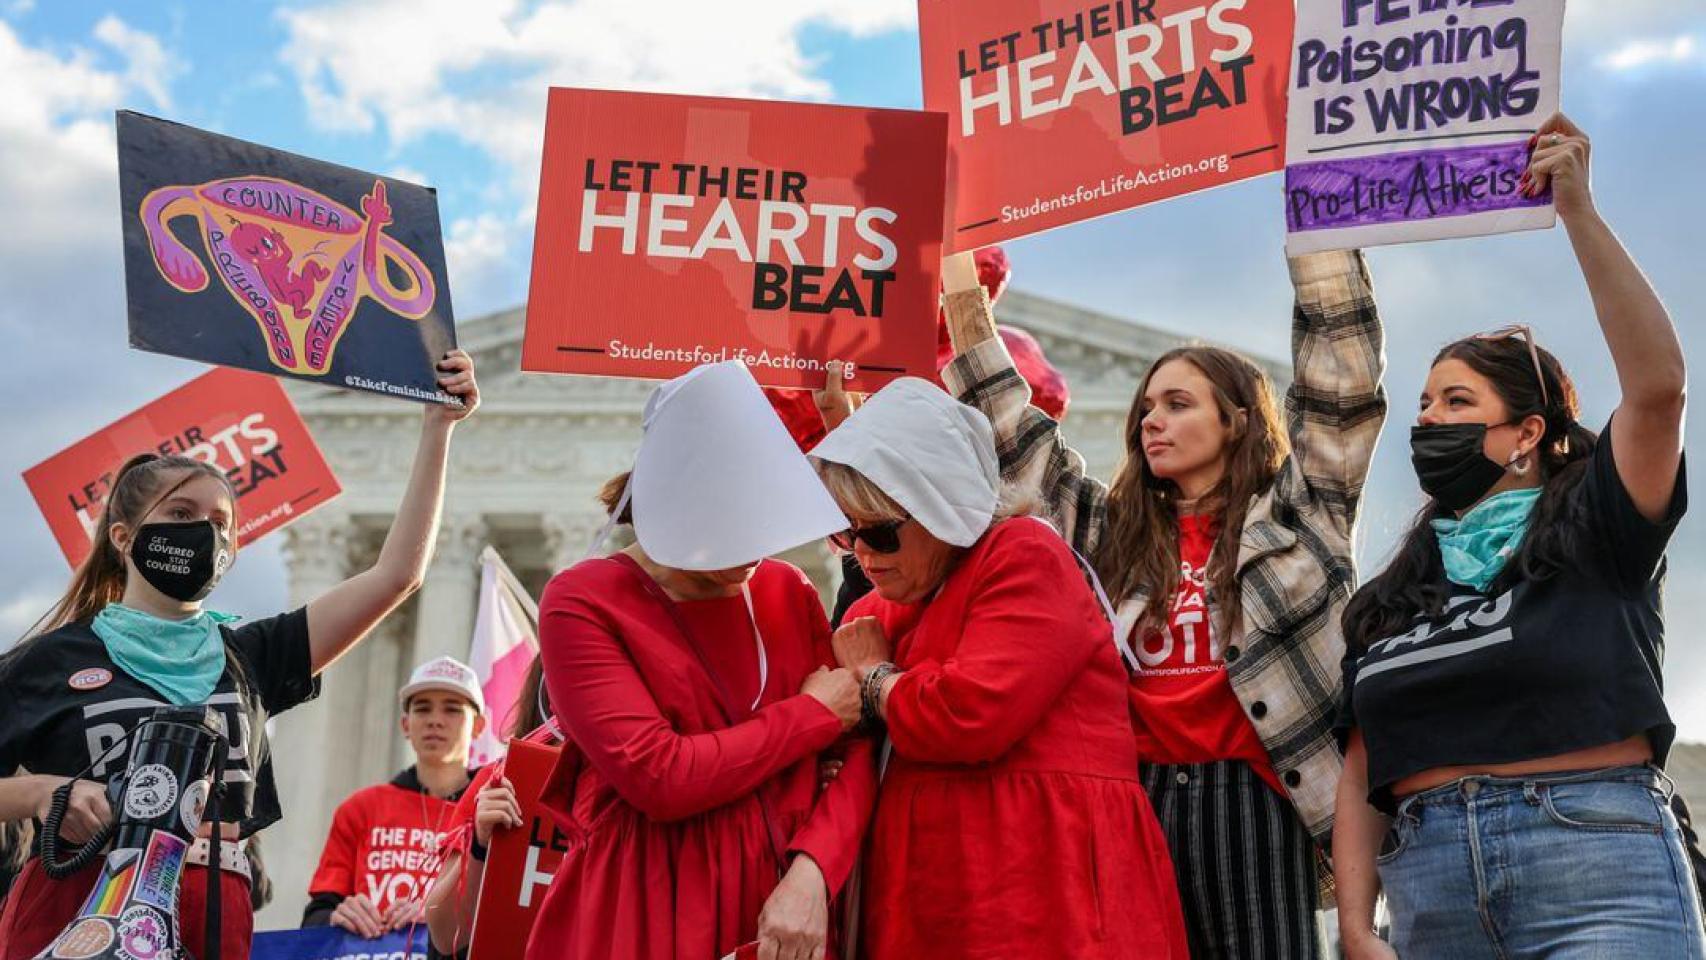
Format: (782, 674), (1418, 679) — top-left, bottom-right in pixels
(140, 175), (436, 375)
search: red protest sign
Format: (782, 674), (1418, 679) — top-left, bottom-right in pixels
(522, 88), (948, 393)
(468, 739), (565, 960)
(921, 0), (1294, 251)
(23, 366), (340, 567)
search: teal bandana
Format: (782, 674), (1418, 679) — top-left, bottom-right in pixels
(91, 603), (237, 705)
(1431, 488), (1543, 592)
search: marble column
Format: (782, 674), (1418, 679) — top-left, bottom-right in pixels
(409, 515), (487, 669)
(259, 512), (354, 930)
(542, 512), (603, 574)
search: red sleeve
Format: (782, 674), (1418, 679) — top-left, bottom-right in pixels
(884, 525), (1104, 764)
(450, 765), (497, 832)
(787, 736), (877, 897)
(308, 793), (364, 897)
(540, 570), (846, 823)
(783, 574), (878, 898)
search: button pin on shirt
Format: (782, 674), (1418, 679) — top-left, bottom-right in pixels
(69, 668), (114, 691)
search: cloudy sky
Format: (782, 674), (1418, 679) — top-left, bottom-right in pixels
(1, 1), (1702, 735)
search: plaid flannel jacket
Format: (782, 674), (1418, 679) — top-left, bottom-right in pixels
(940, 250), (1386, 844)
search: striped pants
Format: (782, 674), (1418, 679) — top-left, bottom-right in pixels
(1140, 760), (1322, 960)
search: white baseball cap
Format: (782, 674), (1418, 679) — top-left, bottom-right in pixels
(398, 656), (485, 714)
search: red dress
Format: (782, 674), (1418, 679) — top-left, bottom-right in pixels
(527, 555), (877, 960)
(849, 519), (1188, 959)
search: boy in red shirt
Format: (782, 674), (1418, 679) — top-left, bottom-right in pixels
(302, 657), (486, 937)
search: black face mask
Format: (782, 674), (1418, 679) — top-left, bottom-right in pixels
(129, 520), (232, 602)
(1410, 423), (1511, 511)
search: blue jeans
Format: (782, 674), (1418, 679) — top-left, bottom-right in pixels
(1377, 764), (1706, 959)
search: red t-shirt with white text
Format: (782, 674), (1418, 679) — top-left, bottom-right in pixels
(308, 778), (457, 913)
(1128, 514), (1283, 795)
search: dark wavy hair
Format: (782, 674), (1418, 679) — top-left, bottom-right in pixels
(1342, 334), (1597, 653)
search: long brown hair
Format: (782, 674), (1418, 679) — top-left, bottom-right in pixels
(1094, 347), (1287, 637)
(507, 653), (551, 738)
(31, 453), (238, 637)
(1343, 335), (1594, 653)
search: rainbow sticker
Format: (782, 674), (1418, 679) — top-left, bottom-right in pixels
(80, 853), (138, 917)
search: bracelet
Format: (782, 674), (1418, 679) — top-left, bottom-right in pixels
(469, 837), (488, 862)
(860, 662), (897, 729)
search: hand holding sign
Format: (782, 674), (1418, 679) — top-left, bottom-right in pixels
(1523, 113), (1592, 218)
(474, 776), (523, 846)
(328, 894), (386, 940)
(383, 897), (425, 932)
(427, 348), (482, 427)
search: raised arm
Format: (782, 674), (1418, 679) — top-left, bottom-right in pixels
(1282, 249), (1387, 536)
(306, 350), (480, 674)
(939, 253), (1108, 554)
(540, 600), (851, 823)
(1528, 113), (1685, 521)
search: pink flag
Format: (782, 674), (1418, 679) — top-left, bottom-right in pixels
(467, 546), (540, 767)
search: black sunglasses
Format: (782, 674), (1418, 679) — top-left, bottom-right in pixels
(829, 517), (909, 554)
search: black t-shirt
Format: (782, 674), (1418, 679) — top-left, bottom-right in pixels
(1340, 423), (1686, 813)
(0, 608), (319, 837)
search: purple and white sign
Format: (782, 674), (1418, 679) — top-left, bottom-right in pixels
(1283, 0), (1565, 255)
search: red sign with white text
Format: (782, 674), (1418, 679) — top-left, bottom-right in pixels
(921, 0), (1294, 250)
(522, 87), (948, 392)
(468, 739), (565, 960)
(23, 366), (340, 567)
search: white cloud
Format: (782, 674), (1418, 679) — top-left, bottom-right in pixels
(1564, 1), (1706, 68)
(1568, 0), (1688, 34)
(0, 16), (180, 293)
(442, 207), (536, 316)
(3, 0), (35, 16)
(385, 164), (428, 185)
(1597, 35), (1703, 72)
(0, 21), (125, 277)
(277, 0), (913, 192)
(93, 15), (182, 110)
(277, 0), (914, 312)
(0, 18), (203, 649)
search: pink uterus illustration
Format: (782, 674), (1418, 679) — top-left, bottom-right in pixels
(140, 177), (435, 374)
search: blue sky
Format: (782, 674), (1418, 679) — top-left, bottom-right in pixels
(1, 1), (1703, 735)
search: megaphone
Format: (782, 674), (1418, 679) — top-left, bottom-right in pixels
(32, 706), (227, 960)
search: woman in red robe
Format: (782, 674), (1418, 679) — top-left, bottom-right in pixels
(525, 361), (876, 960)
(812, 378), (1188, 959)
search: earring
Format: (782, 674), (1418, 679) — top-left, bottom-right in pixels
(1510, 453), (1532, 476)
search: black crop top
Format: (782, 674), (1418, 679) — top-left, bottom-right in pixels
(1339, 422), (1686, 813)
